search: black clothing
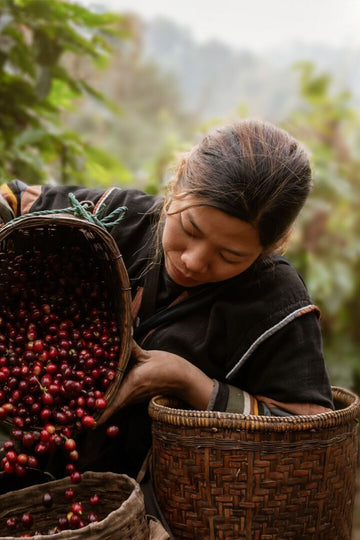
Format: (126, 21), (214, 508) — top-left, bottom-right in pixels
(29, 186), (332, 405)
(1, 182), (334, 475)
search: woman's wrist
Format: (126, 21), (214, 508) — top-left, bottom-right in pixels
(174, 358), (214, 410)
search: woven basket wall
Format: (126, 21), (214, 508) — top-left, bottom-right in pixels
(0, 213), (133, 424)
(0, 471), (149, 539)
(149, 386), (360, 540)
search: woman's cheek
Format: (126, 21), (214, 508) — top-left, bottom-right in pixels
(162, 216), (183, 253)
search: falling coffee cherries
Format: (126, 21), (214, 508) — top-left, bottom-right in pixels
(0, 244), (122, 480)
(0, 235), (124, 534)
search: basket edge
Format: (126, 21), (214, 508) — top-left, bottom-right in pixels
(148, 386), (360, 432)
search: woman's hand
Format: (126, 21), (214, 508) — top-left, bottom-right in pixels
(98, 340), (214, 424)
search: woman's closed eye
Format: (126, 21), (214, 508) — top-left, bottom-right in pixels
(219, 249), (250, 264)
(180, 214), (198, 237)
(219, 252), (241, 264)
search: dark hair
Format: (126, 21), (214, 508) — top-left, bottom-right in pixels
(166, 119), (312, 250)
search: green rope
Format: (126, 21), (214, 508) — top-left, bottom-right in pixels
(7, 192), (127, 230)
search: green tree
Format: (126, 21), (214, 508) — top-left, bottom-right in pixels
(284, 62), (360, 393)
(0, 0), (133, 186)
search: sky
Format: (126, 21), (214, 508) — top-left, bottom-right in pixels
(82, 0), (360, 53)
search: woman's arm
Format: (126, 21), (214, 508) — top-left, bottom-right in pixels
(0, 180), (105, 217)
(226, 311), (334, 415)
(99, 311), (333, 424)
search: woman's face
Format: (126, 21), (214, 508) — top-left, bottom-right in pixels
(162, 196), (263, 287)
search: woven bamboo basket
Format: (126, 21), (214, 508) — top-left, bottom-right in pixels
(0, 212), (133, 425)
(0, 471), (149, 538)
(149, 386), (360, 540)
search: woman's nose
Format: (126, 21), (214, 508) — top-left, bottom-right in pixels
(181, 244), (209, 274)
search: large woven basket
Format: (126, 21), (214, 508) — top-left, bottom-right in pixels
(149, 386), (360, 540)
(0, 212), (133, 423)
(0, 471), (149, 539)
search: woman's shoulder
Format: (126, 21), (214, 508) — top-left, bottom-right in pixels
(35, 185), (163, 217)
(102, 187), (163, 217)
(228, 253), (311, 303)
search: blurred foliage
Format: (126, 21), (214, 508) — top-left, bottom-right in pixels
(0, 0), (133, 185)
(284, 62), (360, 394)
(0, 3), (358, 393)
(61, 14), (198, 193)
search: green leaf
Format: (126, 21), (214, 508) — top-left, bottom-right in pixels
(13, 127), (49, 148)
(77, 80), (121, 113)
(46, 78), (79, 110)
(84, 145), (133, 186)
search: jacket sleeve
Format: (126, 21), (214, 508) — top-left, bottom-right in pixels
(0, 192), (15, 223)
(208, 310), (334, 415)
(0, 180), (106, 219)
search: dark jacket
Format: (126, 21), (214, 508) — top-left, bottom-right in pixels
(0, 181), (333, 475)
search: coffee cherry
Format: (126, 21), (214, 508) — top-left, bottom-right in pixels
(70, 471), (82, 484)
(15, 463), (27, 477)
(88, 511), (99, 523)
(5, 450), (17, 463)
(65, 463), (75, 475)
(68, 512), (81, 529)
(3, 460), (15, 474)
(82, 415), (95, 428)
(89, 493), (100, 505)
(6, 516), (17, 530)
(106, 425), (119, 438)
(64, 438), (76, 452)
(22, 432), (35, 447)
(65, 487), (75, 501)
(72, 502), (83, 514)
(95, 397), (107, 409)
(42, 492), (53, 508)
(3, 440), (15, 451)
(17, 453), (28, 466)
(69, 449), (79, 462)
(27, 455), (38, 468)
(21, 512), (33, 528)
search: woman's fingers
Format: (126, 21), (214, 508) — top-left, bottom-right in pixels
(131, 339), (150, 361)
(97, 341), (145, 425)
(131, 339), (143, 358)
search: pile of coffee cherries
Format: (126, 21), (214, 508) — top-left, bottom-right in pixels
(0, 234), (124, 533)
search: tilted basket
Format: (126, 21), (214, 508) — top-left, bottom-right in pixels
(149, 386), (360, 540)
(0, 211), (133, 426)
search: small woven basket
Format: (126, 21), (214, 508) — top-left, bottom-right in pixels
(0, 471), (149, 539)
(149, 386), (360, 540)
(0, 212), (133, 424)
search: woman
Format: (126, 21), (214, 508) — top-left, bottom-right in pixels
(0, 119), (333, 477)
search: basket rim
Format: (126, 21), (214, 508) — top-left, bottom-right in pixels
(0, 472), (147, 540)
(148, 386), (360, 432)
(0, 470), (137, 503)
(0, 212), (120, 244)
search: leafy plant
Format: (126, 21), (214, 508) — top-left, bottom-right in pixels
(0, 0), (133, 185)
(285, 62), (360, 393)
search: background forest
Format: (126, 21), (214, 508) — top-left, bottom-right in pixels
(0, 0), (359, 400)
